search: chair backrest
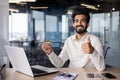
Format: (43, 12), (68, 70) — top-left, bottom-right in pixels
(103, 45), (110, 58)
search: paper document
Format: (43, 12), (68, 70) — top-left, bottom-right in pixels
(54, 72), (78, 80)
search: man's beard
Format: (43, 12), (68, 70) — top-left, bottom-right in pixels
(74, 25), (87, 34)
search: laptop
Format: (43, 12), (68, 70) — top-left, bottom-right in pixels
(4, 45), (59, 77)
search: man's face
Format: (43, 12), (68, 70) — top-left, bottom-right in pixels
(73, 14), (89, 34)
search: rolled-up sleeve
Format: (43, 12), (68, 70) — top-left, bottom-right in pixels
(89, 36), (105, 71)
(47, 41), (69, 67)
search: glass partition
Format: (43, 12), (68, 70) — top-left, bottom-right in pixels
(9, 9), (120, 67)
(9, 13), (28, 47)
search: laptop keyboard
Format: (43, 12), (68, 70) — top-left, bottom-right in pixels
(31, 68), (47, 74)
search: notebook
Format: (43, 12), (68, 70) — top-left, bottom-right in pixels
(4, 45), (59, 77)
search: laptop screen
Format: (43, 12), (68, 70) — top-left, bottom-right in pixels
(4, 45), (59, 77)
(4, 45), (34, 77)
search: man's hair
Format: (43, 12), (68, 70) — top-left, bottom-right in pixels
(71, 6), (90, 23)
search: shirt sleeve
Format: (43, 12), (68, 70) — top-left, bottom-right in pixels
(89, 36), (105, 71)
(47, 41), (69, 67)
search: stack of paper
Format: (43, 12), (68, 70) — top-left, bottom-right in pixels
(54, 72), (78, 80)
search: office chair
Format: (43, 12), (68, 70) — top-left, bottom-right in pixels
(103, 45), (110, 59)
(103, 45), (113, 67)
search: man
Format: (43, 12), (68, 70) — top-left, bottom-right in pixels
(42, 7), (105, 71)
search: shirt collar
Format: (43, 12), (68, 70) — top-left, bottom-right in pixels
(72, 32), (89, 41)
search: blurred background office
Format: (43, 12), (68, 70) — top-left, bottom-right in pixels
(1, 0), (120, 68)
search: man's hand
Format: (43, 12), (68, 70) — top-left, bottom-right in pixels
(82, 36), (94, 54)
(41, 40), (52, 55)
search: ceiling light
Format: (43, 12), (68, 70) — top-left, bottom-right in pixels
(81, 3), (99, 10)
(67, 10), (73, 14)
(21, 0), (36, 2)
(9, 0), (20, 3)
(9, 8), (19, 12)
(112, 8), (115, 11)
(30, 6), (48, 9)
(16, 2), (27, 5)
(9, 0), (36, 3)
(97, 5), (100, 7)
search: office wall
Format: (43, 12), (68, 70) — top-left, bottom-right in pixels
(0, 0), (9, 65)
(0, 0), (9, 42)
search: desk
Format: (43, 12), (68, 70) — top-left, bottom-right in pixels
(10, 40), (24, 47)
(6, 68), (120, 80)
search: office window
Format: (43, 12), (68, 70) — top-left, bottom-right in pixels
(45, 15), (62, 47)
(35, 20), (45, 43)
(9, 13), (28, 41)
(46, 15), (57, 32)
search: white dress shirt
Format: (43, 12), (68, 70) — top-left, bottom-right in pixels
(47, 32), (105, 71)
